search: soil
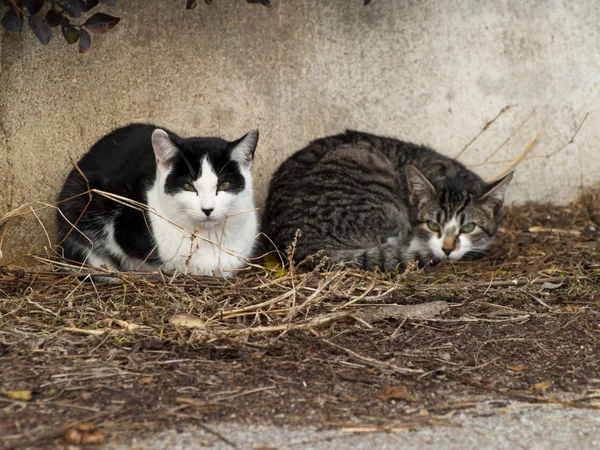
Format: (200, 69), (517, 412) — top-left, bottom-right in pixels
(1, 201), (599, 449)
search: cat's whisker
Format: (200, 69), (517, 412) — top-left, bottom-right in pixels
(217, 159), (235, 178)
(179, 152), (196, 178)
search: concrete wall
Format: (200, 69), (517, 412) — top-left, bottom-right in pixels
(1, 0), (599, 261)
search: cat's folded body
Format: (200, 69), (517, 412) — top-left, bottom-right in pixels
(57, 123), (259, 277)
(262, 130), (513, 270)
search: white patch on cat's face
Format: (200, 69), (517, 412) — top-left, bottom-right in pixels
(168, 157), (240, 228)
(427, 217), (488, 261)
(428, 225), (449, 261)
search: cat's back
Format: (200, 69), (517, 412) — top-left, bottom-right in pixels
(74, 123), (160, 176)
(271, 130), (446, 171)
(269, 130), (482, 191)
(59, 123), (170, 204)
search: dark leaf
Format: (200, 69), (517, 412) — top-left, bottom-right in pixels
(247, 0), (270, 6)
(78, 0), (99, 12)
(364, 0), (373, 4)
(58, 0), (82, 17)
(204, 0), (212, 4)
(28, 15), (52, 44)
(1, 9), (23, 32)
(186, 0), (196, 8)
(82, 12), (119, 33)
(45, 10), (64, 27)
(78, 27), (90, 53)
(98, 0), (116, 6)
(61, 22), (79, 43)
(20, 0), (45, 15)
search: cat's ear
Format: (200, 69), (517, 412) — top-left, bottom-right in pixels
(406, 165), (436, 205)
(230, 130), (259, 170)
(480, 171), (514, 205)
(152, 129), (179, 172)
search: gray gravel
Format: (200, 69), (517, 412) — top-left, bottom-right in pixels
(117, 405), (600, 450)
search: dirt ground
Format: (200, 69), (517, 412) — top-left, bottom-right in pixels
(1, 200), (600, 449)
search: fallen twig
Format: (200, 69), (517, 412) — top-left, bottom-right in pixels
(489, 131), (538, 181)
(455, 105), (512, 159)
(322, 339), (424, 375)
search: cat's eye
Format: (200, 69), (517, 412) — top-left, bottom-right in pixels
(427, 221), (441, 232)
(461, 223), (476, 233)
(218, 182), (231, 191)
(183, 183), (196, 192)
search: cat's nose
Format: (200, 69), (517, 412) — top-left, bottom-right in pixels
(442, 247), (453, 256)
(202, 208), (214, 217)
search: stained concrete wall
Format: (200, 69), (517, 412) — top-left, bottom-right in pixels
(0, 0), (599, 261)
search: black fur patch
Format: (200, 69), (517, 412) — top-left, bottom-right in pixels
(163, 136), (245, 196)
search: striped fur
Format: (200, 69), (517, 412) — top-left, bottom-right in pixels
(262, 130), (512, 270)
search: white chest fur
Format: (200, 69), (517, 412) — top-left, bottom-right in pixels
(147, 206), (257, 277)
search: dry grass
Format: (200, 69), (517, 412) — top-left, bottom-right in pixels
(1, 194), (600, 448)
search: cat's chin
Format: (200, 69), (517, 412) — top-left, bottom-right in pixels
(190, 218), (222, 231)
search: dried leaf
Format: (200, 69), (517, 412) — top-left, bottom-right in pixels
(79, 0), (100, 12)
(28, 15), (53, 44)
(61, 23), (80, 44)
(99, 318), (151, 331)
(82, 431), (104, 444)
(263, 253), (289, 278)
(63, 424), (104, 445)
(376, 386), (415, 402)
(21, 0), (45, 15)
(186, 0), (197, 9)
(2, 9), (23, 32)
(142, 338), (164, 350)
(540, 281), (562, 290)
(0, 421), (17, 435)
(508, 364), (528, 372)
(83, 12), (120, 34)
(4, 390), (32, 401)
(78, 28), (91, 53)
(170, 313), (205, 329)
(59, 0), (83, 17)
(541, 266), (564, 275)
(531, 380), (553, 391)
(356, 301), (449, 324)
(139, 377), (154, 384)
(63, 428), (83, 444)
(46, 10), (65, 27)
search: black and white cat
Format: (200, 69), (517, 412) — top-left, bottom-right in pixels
(56, 124), (259, 277)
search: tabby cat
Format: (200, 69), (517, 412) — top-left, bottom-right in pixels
(262, 130), (513, 270)
(57, 123), (259, 277)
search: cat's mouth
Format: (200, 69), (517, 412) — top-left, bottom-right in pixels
(192, 215), (224, 229)
(194, 218), (218, 227)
